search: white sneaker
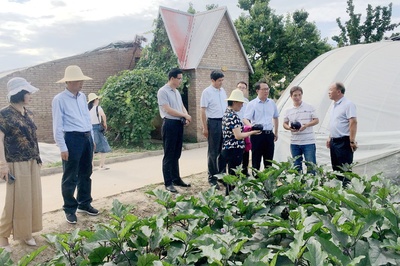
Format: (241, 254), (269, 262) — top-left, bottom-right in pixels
(24, 238), (37, 246)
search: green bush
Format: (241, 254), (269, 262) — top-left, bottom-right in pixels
(100, 68), (166, 147)
(4, 163), (400, 265)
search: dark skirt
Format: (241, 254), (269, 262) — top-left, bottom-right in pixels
(92, 124), (111, 153)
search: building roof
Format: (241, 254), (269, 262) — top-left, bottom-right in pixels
(159, 6), (253, 73)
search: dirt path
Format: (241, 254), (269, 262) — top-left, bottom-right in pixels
(7, 172), (214, 264)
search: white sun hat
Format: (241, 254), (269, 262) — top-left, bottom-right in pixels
(87, 93), (102, 103)
(226, 89), (248, 103)
(7, 77), (39, 101)
(56, 65), (92, 83)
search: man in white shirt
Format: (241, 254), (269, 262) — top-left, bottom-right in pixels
(157, 68), (192, 193)
(326, 82), (358, 186)
(200, 70), (227, 189)
(283, 86), (319, 174)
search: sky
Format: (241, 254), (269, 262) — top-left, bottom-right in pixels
(0, 0), (399, 73)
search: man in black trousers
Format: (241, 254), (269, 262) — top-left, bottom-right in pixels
(157, 68), (192, 193)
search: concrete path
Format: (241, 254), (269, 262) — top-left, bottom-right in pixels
(0, 146), (208, 213)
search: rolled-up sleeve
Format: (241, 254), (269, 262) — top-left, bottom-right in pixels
(52, 96), (67, 152)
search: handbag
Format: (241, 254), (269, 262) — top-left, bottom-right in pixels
(96, 106), (105, 133)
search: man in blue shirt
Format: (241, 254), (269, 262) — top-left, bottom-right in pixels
(244, 82), (279, 171)
(52, 65), (99, 224)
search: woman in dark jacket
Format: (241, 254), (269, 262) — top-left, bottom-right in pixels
(0, 77), (42, 252)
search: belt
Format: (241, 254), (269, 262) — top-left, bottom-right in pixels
(65, 131), (91, 137)
(330, 136), (349, 142)
(262, 130), (273, 134)
(208, 118), (222, 121)
(163, 118), (180, 121)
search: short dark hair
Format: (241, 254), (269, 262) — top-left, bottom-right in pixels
(168, 68), (183, 80)
(210, 70), (224, 81)
(227, 100), (234, 106)
(335, 82), (346, 94)
(10, 90), (29, 103)
(290, 86), (303, 96)
(237, 81), (247, 88)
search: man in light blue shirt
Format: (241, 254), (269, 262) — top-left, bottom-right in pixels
(52, 65), (98, 224)
(244, 81), (279, 171)
(326, 82), (358, 186)
(200, 70), (227, 189)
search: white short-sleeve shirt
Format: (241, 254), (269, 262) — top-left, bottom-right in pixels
(283, 101), (318, 145)
(329, 97), (357, 138)
(200, 85), (227, 119)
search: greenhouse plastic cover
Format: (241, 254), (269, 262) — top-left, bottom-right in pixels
(275, 40), (400, 179)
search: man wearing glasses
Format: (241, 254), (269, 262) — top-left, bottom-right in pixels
(157, 68), (192, 193)
(244, 82), (279, 171)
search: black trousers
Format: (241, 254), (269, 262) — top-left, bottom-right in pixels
(221, 148), (244, 195)
(242, 150), (249, 175)
(62, 132), (94, 214)
(250, 132), (275, 170)
(162, 119), (184, 186)
(330, 136), (353, 172)
(207, 118), (224, 182)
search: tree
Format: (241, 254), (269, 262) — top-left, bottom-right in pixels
(332, 0), (399, 46)
(100, 17), (179, 147)
(235, 0), (331, 97)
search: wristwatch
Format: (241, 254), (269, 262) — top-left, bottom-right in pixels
(350, 141), (356, 144)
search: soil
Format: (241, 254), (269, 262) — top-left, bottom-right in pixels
(6, 172), (217, 264)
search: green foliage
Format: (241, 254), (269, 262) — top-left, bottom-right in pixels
(7, 162), (398, 265)
(0, 246), (47, 266)
(100, 68), (166, 147)
(235, 0), (331, 97)
(99, 16), (180, 146)
(136, 16), (179, 71)
(332, 0), (400, 46)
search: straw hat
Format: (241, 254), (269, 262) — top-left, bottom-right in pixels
(87, 93), (102, 103)
(226, 89), (248, 103)
(56, 65), (92, 83)
(7, 77), (39, 100)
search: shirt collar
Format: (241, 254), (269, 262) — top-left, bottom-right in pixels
(63, 88), (81, 98)
(257, 97), (269, 103)
(293, 101), (303, 108)
(334, 96), (345, 106)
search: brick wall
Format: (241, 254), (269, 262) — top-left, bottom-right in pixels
(0, 47), (141, 143)
(189, 15), (251, 142)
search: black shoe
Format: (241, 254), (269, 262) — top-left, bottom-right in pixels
(208, 180), (220, 190)
(173, 179), (191, 187)
(65, 213), (77, 224)
(165, 185), (178, 193)
(77, 205), (99, 216)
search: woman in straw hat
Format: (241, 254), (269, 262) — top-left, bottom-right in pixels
(87, 93), (111, 170)
(0, 77), (42, 252)
(221, 89), (261, 195)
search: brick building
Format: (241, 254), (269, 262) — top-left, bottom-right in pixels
(0, 44), (141, 142)
(0, 6), (252, 144)
(159, 6), (253, 141)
